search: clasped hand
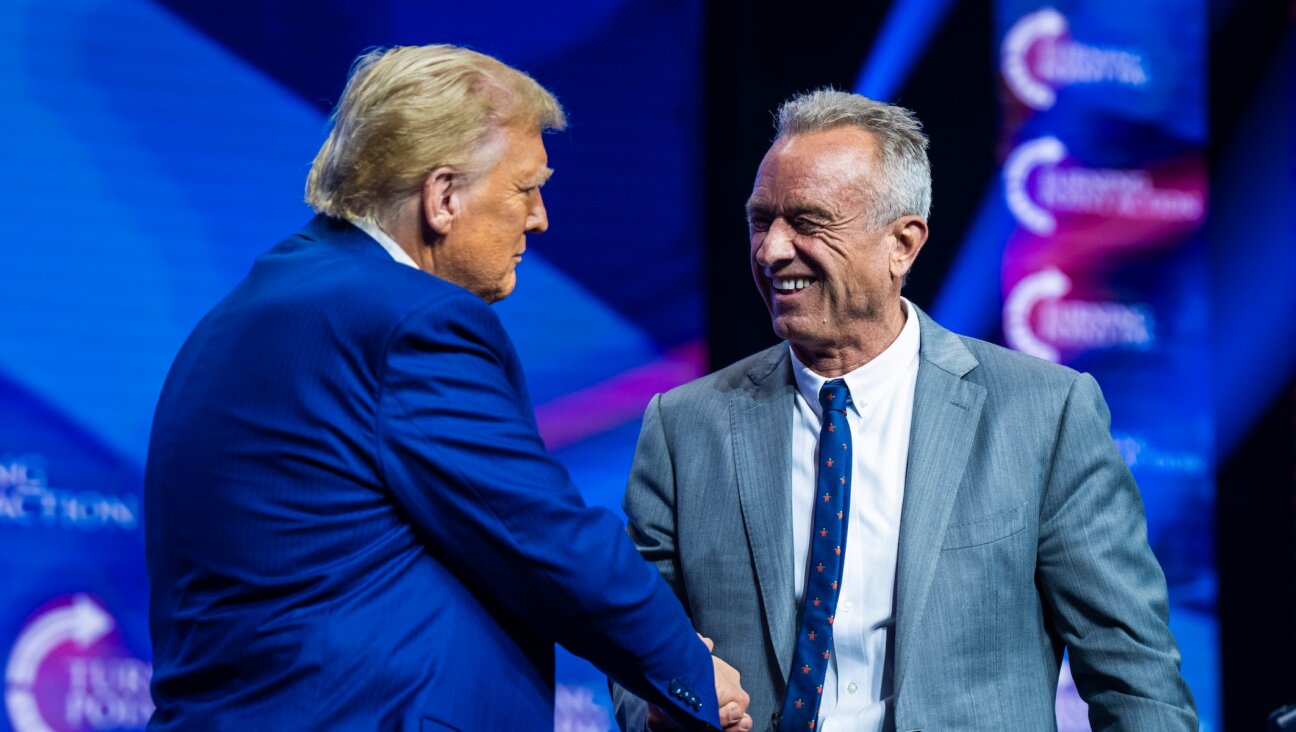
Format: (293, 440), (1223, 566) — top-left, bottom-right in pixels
(646, 635), (752, 731)
(702, 635), (752, 731)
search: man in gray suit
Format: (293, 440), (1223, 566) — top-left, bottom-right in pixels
(613, 90), (1197, 731)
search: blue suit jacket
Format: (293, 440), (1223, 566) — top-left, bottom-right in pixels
(145, 216), (719, 731)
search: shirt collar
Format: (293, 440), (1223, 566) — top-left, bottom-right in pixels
(789, 298), (922, 419)
(350, 218), (419, 270)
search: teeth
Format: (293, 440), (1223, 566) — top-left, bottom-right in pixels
(773, 277), (814, 292)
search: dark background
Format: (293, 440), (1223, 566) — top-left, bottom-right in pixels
(700, 2), (1295, 730)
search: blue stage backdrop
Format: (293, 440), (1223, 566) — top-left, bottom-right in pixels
(861, 2), (1218, 727)
(994, 2), (1215, 729)
(0, 1), (702, 730)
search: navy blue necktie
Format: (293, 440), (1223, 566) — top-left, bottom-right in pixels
(778, 379), (852, 731)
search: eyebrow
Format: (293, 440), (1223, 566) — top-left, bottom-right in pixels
(745, 199), (836, 221)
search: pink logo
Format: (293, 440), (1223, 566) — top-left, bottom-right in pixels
(1001, 7), (1148, 111)
(554, 684), (610, 732)
(1004, 138), (1205, 237)
(4, 595), (153, 732)
(1004, 268), (1155, 363)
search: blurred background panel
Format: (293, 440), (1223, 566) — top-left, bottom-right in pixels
(0, 0), (1291, 730)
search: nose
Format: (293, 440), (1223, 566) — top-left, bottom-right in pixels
(527, 190), (549, 234)
(753, 218), (795, 268)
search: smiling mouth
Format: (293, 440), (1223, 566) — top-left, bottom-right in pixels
(771, 276), (817, 293)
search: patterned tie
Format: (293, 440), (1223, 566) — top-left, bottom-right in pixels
(778, 379), (852, 731)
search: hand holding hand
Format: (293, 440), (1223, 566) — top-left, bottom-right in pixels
(700, 636), (751, 731)
(645, 635), (752, 731)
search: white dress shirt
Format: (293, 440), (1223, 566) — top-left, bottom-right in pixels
(788, 299), (921, 732)
(351, 218), (419, 270)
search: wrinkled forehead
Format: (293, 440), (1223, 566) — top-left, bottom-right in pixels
(750, 129), (879, 210)
(479, 125), (551, 177)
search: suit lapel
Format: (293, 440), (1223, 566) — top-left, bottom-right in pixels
(731, 345), (798, 680)
(893, 306), (987, 695)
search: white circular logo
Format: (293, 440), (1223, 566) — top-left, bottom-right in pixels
(1004, 137), (1067, 236)
(4, 595), (152, 732)
(1002, 7), (1068, 110)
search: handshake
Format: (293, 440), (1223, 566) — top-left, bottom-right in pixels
(647, 635), (753, 732)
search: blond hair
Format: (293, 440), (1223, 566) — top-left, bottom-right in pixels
(305, 45), (566, 225)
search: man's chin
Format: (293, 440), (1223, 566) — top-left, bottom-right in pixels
(472, 279), (514, 304)
(487, 273), (518, 304)
(770, 314), (800, 342)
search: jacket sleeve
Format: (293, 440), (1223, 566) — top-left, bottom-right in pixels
(1036, 373), (1198, 730)
(376, 292), (718, 731)
(613, 394), (689, 731)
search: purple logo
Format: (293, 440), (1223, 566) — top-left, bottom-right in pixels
(1004, 138), (1205, 237)
(1002, 7), (1149, 111)
(4, 595), (153, 732)
(554, 684), (610, 732)
(1004, 268), (1155, 363)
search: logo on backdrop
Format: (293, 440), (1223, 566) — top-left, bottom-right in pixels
(554, 685), (610, 732)
(0, 456), (138, 533)
(1004, 268), (1154, 363)
(4, 595), (153, 732)
(1003, 137), (1204, 236)
(1001, 6), (1149, 111)
(1112, 433), (1208, 476)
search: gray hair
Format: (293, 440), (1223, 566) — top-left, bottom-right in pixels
(775, 89), (931, 225)
(306, 45), (566, 227)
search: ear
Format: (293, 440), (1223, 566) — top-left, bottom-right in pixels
(421, 167), (460, 237)
(889, 216), (928, 281)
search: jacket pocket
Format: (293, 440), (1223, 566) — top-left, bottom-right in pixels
(941, 501), (1028, 549)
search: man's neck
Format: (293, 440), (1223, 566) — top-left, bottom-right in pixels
(791, 301), (908, 378)
(380, 205), (439, 274)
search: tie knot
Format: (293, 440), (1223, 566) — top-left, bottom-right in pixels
(819, 379), (851, 413)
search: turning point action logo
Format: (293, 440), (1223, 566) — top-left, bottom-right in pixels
(1004, 137), (1204, 236)
(5, 595), (153, 732)
(0, 458), (138, 533)
(1001, 6), (1149, 111)
(1005, 268), (1154, 363)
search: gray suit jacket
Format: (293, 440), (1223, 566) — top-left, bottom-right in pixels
(614, 306), (1196, 731)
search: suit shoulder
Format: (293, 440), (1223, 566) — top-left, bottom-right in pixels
(251, 230), (492, 332)
(959, 336), (1077, 381)
(655, 343), (786, 413)
(180, 230), (502, 388)
(956, 335), (1090, 406)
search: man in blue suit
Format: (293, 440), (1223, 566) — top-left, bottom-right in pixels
(145, 45), (748, 731)
(613, 90), (1197, 731)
